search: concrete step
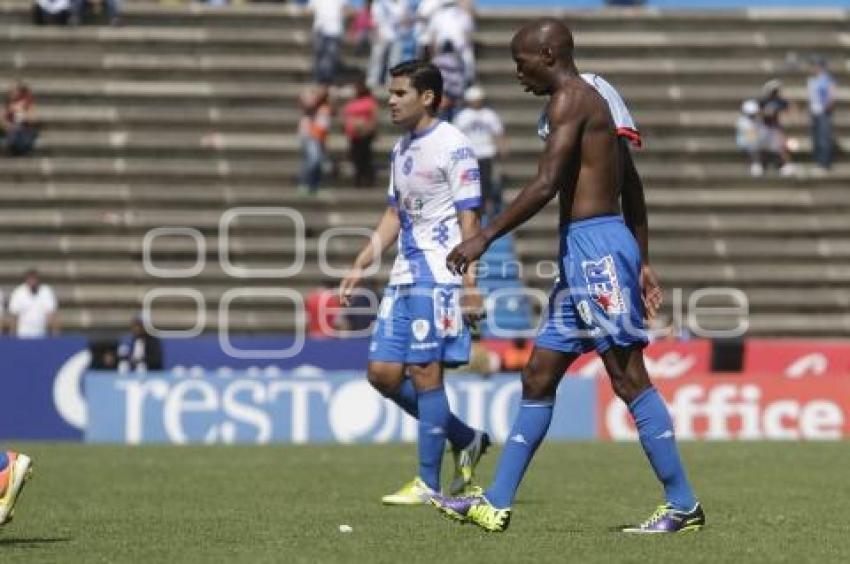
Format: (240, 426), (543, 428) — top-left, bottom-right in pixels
(1, 182), (847, 214)
(27, 105), (850, 141)
(19, 129), (844, 161)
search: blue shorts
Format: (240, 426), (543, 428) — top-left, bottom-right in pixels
(535, 215), (649, 355)
(369, 283), (471, 366)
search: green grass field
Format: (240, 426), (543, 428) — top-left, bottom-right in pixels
(1, 442), (848, 563)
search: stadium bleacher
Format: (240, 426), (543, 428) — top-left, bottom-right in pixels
(0, 0), (848, 336)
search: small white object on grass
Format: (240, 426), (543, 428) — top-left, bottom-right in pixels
(339, 524), (353, 533)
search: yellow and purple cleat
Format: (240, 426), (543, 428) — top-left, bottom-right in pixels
(0, 451), (34, 526)
(431, 494), (512, 532)
(622, 502), (706, 534)
(381, 477), (436, 506)
(448, 431), (491, 496)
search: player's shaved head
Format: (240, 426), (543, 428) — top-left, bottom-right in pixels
(511, 18), (574, 61)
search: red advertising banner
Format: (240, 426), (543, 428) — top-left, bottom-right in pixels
(744, 340), (850, 377)
(598, 374), (850, 441)
(571, 340), (712, 380)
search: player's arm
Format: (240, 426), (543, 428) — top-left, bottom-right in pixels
(620, 138), (648, 264)
(447, 92), (582, 274)
(458, 209), (483, 326)
(619, 138), (663, 319)
(339, 206), (400, 307)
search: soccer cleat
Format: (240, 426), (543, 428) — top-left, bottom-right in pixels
(381, 477), (436, 506)
(448, 431), (491, 496)
(622, 502), (706, 534)
(431, 494), (511, 532)
(0, 452), (34, 526)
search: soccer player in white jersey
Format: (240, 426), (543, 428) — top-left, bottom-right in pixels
(340, 60), (490, 505)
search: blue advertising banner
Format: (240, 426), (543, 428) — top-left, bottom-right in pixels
(163, 336), (370, 373)
(0, 337), (90, 440)
(0, 336), (369, 441)
(85, 371), (596, 444)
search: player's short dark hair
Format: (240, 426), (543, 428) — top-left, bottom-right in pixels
(389, 60), (443, 114)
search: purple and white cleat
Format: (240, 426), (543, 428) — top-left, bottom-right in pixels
(622, 502), (706, 534)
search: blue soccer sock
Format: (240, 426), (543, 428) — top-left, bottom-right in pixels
(485, 399), (554, 509)
(629, 387), (697, 511)
(387, 377), (419, 417)
(417, 387), (452, 491)
(389, 378), (475, 450)
(0, 451), (7, 471)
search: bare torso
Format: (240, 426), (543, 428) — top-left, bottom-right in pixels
(551, 78), (623, 227)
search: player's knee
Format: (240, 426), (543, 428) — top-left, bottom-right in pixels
(520, 363), (556, 401)
(367, 366), (401, 397)
(407, 363), (442, 392)
(607, 369), (647, 404)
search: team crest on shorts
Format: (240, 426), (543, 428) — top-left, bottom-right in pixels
(581, 255), (626, 315)
(411, 319), (430, 341)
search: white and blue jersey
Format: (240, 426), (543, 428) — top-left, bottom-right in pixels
(538, 73), (642, 148)
(535, 74), (649, 355)
(370, 120), (482, 366)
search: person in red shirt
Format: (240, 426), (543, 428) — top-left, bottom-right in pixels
(305, 281), (343, 338)
(347, 0), (374, 56)
(342, 75), (378, 187)
(1, 81), (39, 156)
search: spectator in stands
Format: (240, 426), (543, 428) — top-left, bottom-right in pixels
(807, 55), (837, 173)
(298, 84), (332, 195)
(452, 335), (499, 376)
(500, 337), (532, 372)
(308, 0), (349, 85)
(1, 81), (39, 157)
(347, 0), (374, 56)
(342, 74), (378, 187)
(69, 0), (122, 25)
(736, 98), (767, 177)
(759, 79), (795, 176)
(32, 0), (71, 24)
(432, 42), (466, 122)
(118, 315), (163, 373)
(453, 85), (508, 215)
(420, 0), (475, 85)
(7, 268), (59, 338)
(367, 0), (409, 88)
(305, 280), (342, 338)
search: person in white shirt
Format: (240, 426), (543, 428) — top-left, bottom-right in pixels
(339, 60), (489, 505)
(367, 0), (411, 88)
(8, 269), (59, 338)
(453, 85), (508, 215)
(308, 0), (350, 84)
(419, 1), (475, 84)
(33, 0), (71, 24)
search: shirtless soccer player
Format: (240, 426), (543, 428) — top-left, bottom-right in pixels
(431, 19), (704, 534)
(340, 60), (490, 505)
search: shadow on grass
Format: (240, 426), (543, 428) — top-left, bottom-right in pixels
(0, 536), (72, 546)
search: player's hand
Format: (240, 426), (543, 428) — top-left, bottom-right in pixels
(339, 269), (363, 307)
(460, 286), (485, 329)
(640, 264), (663, 320)
(446, 234), (488, 275)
